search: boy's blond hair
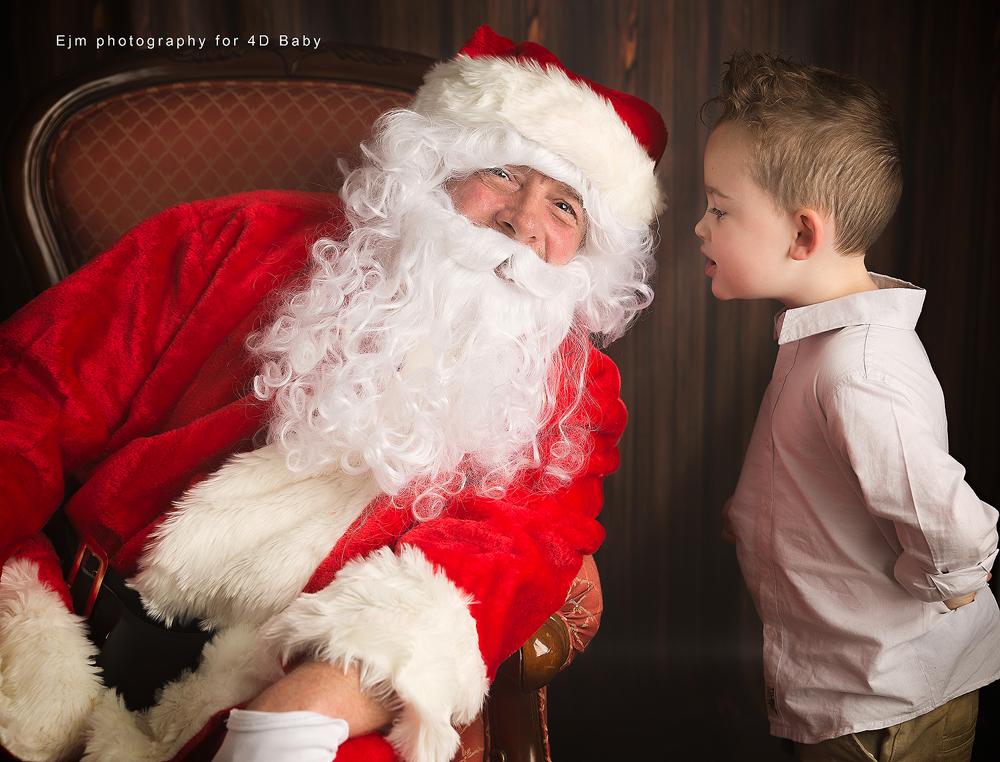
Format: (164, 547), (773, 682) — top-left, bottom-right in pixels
(703, 52), (902, 255)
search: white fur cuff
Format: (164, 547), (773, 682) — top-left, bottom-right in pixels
(257, 545), (488, 762)
(0, 558), (102, 762)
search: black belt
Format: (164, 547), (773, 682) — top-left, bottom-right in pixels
(46, 510), (215, 711)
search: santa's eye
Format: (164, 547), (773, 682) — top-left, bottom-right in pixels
(709, 206), (726, 219)
(477, 167), (522, 193)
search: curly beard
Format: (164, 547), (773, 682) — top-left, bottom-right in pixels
(251, 186), (593, 515)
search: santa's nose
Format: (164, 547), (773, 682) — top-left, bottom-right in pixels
(495, 187), (544, 252)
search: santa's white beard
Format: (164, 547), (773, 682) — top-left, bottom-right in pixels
(253, 192), (593, 512)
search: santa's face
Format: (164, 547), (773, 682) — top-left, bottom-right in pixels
(447, 166), (587, 266)
(255, 154), (595, 497)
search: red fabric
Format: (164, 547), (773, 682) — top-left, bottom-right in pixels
(0, 190), (624, 761)
(458, 26), (668, 167)
(8, 533), (73, 611)
(335, 735), (402, 762)
(0, 190), (339, 572)
(303, 339), (621, 677)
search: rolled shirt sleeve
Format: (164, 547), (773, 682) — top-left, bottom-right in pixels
(827, 370), (998, 603)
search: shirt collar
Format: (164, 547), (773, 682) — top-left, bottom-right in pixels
(773, 273), (926, 345)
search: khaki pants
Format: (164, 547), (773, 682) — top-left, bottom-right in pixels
(797, 691), (979, 762)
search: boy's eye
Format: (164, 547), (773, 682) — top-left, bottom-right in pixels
(709, 206), (726, 219)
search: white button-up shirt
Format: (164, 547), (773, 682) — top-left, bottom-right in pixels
(730, 274), (1000, 743)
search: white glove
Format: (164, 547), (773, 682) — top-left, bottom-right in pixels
(211, 709), (350, 762)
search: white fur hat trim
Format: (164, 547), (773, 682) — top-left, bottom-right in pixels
(411, 55), (661, 227)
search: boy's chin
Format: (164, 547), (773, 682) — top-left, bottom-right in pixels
(709, 279), (735, 301)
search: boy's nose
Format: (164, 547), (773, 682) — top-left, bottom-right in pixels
(694, 213), (709, 241)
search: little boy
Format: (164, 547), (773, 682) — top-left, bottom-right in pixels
(698, 52), (1000, 761)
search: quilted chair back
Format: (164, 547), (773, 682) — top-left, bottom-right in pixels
(2, 44), (434, 293)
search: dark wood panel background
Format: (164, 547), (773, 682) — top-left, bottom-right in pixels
(2, 2), (998, 760)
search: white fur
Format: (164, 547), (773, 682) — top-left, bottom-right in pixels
(0, 459), (482, 762)
(132, 444), (379, 629)
(259, 545), (488, 762)
(0, 560), (284, 762)
(253, 179), (590, 503)
(0, 559), (102, 762)
(79, 624), (282, 762)
(411, 55), (661, 228)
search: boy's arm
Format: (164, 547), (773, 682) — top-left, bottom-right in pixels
(945, 591), (978, 610)
(721, 494), (736, 545)
(828, 379), (998, 605)
(944, 573), (992, 610)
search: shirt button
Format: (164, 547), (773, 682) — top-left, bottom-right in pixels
(766, 627), (778, 641)
(775, 368), (786, 382)
(761, 501), (771, 516)
(764, 436), (772, 451)
(761, 569), (772, 584)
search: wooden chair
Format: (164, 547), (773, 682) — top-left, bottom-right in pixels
(0, 41), (603, 762)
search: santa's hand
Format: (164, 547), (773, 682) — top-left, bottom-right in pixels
(211, 709), (349, 762)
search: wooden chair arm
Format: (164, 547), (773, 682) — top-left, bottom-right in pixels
(483, 556), (601, 762)
(484, 613), (574, 762)
(515, 614), (571, 692)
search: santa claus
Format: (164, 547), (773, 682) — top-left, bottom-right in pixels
(0, 26), (665, 762)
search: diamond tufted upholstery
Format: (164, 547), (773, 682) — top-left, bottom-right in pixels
(2, 44), (435, 291)
(48, 81), (411, 270)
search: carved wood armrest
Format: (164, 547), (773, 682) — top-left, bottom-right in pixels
(515, 614), (571, 692)
(484, 556), (601, 762)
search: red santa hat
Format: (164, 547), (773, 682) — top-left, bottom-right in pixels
(410, 26), (667, 229)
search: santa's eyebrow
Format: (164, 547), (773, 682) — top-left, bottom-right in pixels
(508, 165), (585, 208)
(556, 181), (585, 209)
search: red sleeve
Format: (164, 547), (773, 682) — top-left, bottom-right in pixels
(258, 340), (626, 762)
(401, 343), (625, 677)
(0, 190), (339, 567)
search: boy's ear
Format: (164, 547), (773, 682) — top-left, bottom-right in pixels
(790, 209), (825, 261)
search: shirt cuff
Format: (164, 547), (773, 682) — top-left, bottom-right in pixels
(894, 548), (998, 602)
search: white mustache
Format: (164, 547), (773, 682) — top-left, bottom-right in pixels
(430, 209), (591, 303)
(499, 245), (591, 302)
(436, 212), (524, 272)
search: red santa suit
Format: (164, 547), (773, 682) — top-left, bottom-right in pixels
(0, 190), (624, 762)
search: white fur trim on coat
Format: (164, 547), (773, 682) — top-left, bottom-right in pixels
(258, 545), (488, 762)
(79, 624), (282, 762)
(0, 558), (101, 762)
(411, 55), (661, 228)
(0, 558), (283, 762)
(132, 444), (379, 629)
